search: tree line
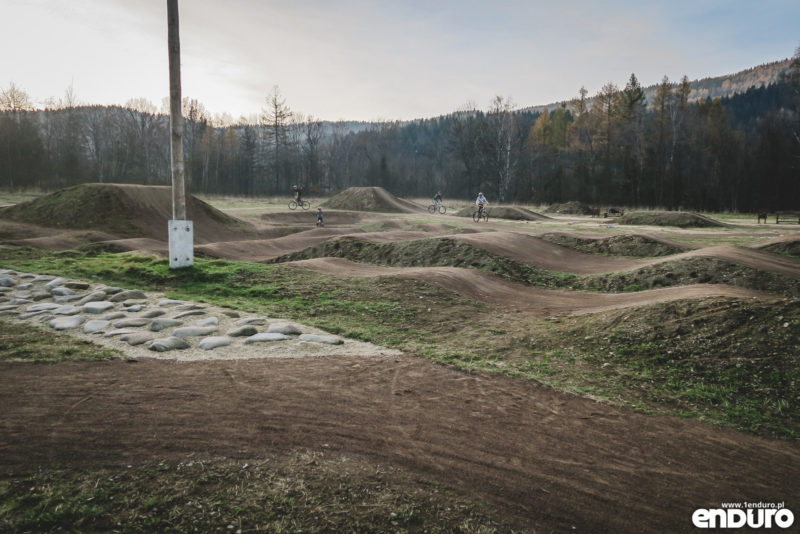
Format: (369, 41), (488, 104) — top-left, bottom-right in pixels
(1, 55), (798, 212)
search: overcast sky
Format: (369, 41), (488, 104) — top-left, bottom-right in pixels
(3, 0), (798, 122)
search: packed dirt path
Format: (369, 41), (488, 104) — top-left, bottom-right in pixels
(1, 356), (797, 533)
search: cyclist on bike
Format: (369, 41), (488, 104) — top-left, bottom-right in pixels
(433, 191), (443, 210)
(316, 206), (324, 227)
(475, 192), (488, 215)
(292, 184), (304, 203)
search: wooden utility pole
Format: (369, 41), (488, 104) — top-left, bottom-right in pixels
(167, 0), (193, 268)
(167, 0), (186, 220)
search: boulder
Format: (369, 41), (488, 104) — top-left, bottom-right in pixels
(244, 333), (289, 344)
(148, 336), (190, 352)
(198, 336), (232, 350)
(49, 315), (85, 330)
(299, 334), (344, 345)
(172, 326), (218, 339)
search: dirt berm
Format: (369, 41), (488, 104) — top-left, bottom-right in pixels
(322, 187), (423, 213)
(454, 205), (550, 220)
(619, 211), (727, 228)
(0, 183), (254, 243)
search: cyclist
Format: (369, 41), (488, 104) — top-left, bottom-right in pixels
(316, 206), (324, 227)
(292, 184), (304, 204)
(475, 192), (488, 216)
(433, 191), (443, 210)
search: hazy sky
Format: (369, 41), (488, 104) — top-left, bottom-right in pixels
(3, 0), (798, 122)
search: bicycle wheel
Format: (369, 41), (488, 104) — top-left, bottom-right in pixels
(482, 210), (488, 222)
(427, 205), (436, 214)
(300, 200), (311, 210)
(288, 200), (298, 210)
(438, 205), (446, 214)
(472, 210), (480, 222)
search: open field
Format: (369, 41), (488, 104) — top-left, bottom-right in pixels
(1, 184), (799, 533)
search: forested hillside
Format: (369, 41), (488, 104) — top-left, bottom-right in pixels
(1, 56), (798, 211)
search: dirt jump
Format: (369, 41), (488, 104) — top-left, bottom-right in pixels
(1, 184), (799, 532)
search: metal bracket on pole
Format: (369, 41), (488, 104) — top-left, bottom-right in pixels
(168, 220), (194, 268)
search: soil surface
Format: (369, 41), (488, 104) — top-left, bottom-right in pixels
(2, 356), (798, 534)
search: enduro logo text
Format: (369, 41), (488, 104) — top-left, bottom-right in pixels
(692, 502), (794, 529)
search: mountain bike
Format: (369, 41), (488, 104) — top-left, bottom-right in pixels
(288, 199), (311, 210)
(472, 205), (488, 222)
(427, 203), (446, 214)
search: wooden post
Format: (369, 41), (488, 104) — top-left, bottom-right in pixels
(167, 0), (186, 221)
(167, 0), (193, 268)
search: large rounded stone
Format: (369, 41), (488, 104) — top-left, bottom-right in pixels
(49, 315), (85, 330)
(53, 305), (81, 315)
(195, 317), (219, 327)
(226, 325), (258, 337)
(83, 320), (111, 334)
(114, 318), (150, 328)
(150, 318), (183, 332)
(83, 301), (116, 314)
(78, 291), (107, 305)
(172, 326), (218, 339)
(244, 333), (289, 344)
(236, 317), (267, 326)
(120, 332), (156, 346)
(299, 334), (344, 345)
(268, 323), (303, 335)
(110, 290), (147, 302)
(198, 336), (232, 350)
(148, 336), (190, 352)
(173, 310), (206, 319)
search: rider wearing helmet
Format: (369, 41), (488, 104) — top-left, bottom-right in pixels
(316, 206), (324, 227)
(475, 192), (488, 209)
(433, 191), (443, 209)
(292, 184), (303, 203)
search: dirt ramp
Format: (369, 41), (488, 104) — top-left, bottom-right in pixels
(540, 232), (695, 257)
(322, 187), (422, 213)
(0, 183), (253, 243)
(619, 211), (727, 228)
(450, 232), (641, 274)
(454, 206), (550, 220)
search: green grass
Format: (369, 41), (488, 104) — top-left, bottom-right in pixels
(0, 454), (509, 533)
(0, 320), (121, 363)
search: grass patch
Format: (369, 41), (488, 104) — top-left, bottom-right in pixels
(0, 454), (511, 533)
(0, 320), (121, 363)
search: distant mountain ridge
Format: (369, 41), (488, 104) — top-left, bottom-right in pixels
(522, 58), (793, 112)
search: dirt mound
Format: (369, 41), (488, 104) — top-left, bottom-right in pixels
(753, 235), (800, 257)
(545, 201), (597, 215)
(619, 211), (727, 228)
(0, 184), (254, 243)
(540, 232), (694, 257)
(289, 257), (768, 316)
(454, 206), (550, 220)
(321, 187), (422, 213)
(261, 210), (372, 226)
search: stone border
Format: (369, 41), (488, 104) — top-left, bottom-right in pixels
(0, 270), (402, 361)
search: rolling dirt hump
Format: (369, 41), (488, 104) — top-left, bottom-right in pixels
(0, 183), (253, 243)
(454, 205), (550, 220)
(619, 210), (727, 228)
(322, 187), (422, 213)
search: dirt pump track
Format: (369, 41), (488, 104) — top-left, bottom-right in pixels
(2, 184), (800, 532)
